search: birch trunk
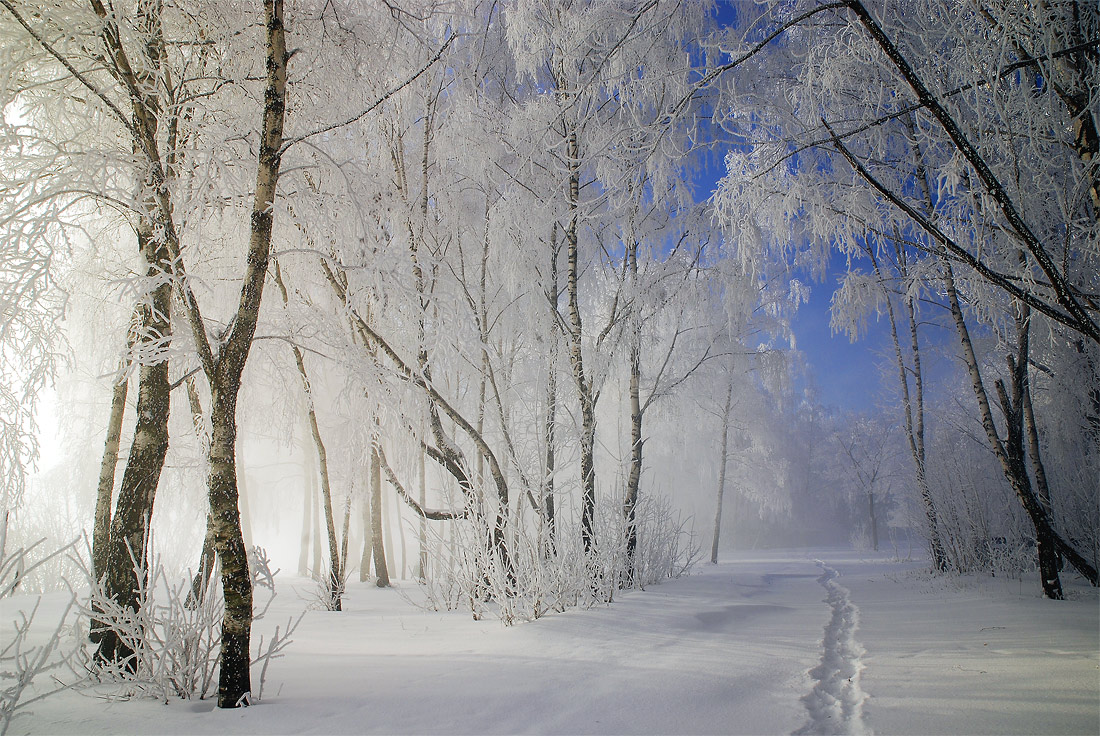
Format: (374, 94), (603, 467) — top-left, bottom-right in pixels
(360, 490), (373, 582)
(371, 444), (390, 587)
(298, 436), (312, 577)
(97, 230), (172, 667)
(623, 238), (642, 582)
(564, 127), (597, 556)
(204, 0), (287, 705)
(941, 257), (1067, 598)
(710, 378), (734, 564)
(543, 227), (559, 555)
(275, 262), (341, 607)
(418, 450), (428, 580)
(91, 363), (128, 584)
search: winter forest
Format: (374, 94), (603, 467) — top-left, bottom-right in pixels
(1, 0), (1098, 734)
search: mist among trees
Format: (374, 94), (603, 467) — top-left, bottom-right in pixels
(1, 0), (1096, 726)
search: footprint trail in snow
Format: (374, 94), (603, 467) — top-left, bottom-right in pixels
(794, 560), (871, 736)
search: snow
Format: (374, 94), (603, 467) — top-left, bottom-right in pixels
(9, 549), (1098, 735)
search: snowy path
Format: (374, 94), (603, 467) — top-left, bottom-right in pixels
(794, 561), (870, 736)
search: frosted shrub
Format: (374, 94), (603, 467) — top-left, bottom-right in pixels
(413, 494), (698, 625)
(81, 551), (223, 701)
(81, 545), (296, 703)
(304, 559), (346, 613)
(628, 495), (700, 589)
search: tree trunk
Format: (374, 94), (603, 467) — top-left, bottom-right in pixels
(623, 327), (642, 582)
(185, 376), (215, 608)
(417, 449), (428, 580)
(207, 385), (255, 706)
(541, 226), (560, 556)
(564, 128), (597, 556)
(394, 487), (407, 580)
(295, 343), (341, 603)
(942, 258), (1067, 598)
(903, 292), (946, 571)
(92, 364), (128, 584)
(273, 261), (340, 602)
(360, 490), (373, 582)
(311, 454), (322, 578)
(340, 496), (353, 583)
(298, 435), (313, 577)
(371, 444), (390, 587)
(711, 378), (734, 564)
(868, 491), (878, 552)
(96, 233), (172, 667)
(207, 0), (287, 706)
(237, 442), (254, 552)
(894, 118), (957, 572)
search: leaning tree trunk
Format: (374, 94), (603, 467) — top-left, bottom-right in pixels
(710, 378), (734, 564)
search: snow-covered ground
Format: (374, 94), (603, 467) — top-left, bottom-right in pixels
(9, 549), (1098, 735)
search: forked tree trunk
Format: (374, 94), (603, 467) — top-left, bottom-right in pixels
(204, 0), (287, 706)
(710, 378), (734, 564)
